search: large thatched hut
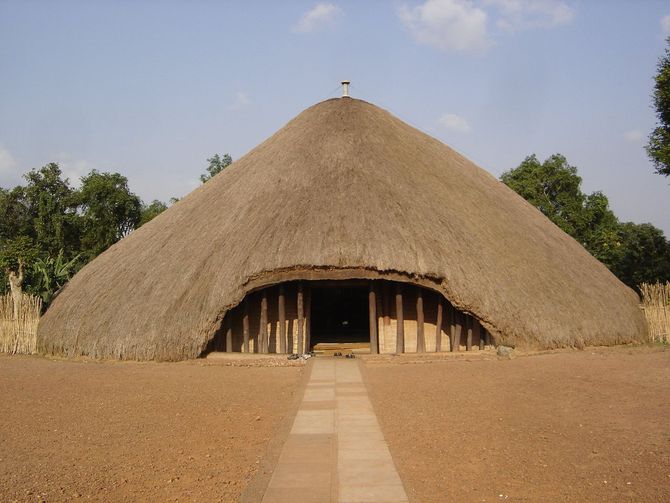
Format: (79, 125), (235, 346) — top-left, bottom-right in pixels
(37, 95), (646, 360)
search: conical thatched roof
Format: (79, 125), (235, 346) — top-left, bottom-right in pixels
(37, 97), (646, 360)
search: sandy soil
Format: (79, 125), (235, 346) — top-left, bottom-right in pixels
(364, 346), (670, 503)
(0, 356), (304, 502)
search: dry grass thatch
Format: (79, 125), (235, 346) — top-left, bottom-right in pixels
(640, 282), (670, 343)
(0, 293), (42, 354)
(37, 98), (647, 360)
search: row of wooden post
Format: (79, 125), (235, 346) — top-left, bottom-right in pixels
(222, 280), (490, 354)
(368, 282), (491, 354)
(223, 282), (311, 354)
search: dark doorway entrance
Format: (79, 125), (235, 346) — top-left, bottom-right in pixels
(310, 283), (369, 347)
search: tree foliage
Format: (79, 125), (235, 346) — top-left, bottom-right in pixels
(0, 163), (167, 305)
(501, 154), (583, 234)
(610, 223), (670, 288)
(0, 187), (31, 240)
(75, 170), (141, 258)
(200, 153), (232, 183)
(647, 37), (670, 177)
(0, 236), (41, 298)
(500, 154), (620, 268)
(23, 163), (78, 257)
(502, 154), (670, 289)
(139, 200), (168, 227)
(0, 236), (39, 275)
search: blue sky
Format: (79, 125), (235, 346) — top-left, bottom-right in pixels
(1, 0), (669, 235)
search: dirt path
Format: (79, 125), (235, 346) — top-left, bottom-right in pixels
(0, 356), (303, 502)
(364, 346), (670, 503)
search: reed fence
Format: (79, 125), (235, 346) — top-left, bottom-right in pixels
(0, 293), (42, 354)
(640, 282), (670, 343)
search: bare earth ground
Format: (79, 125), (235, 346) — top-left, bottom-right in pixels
(364, 345), (670, 503)
(0, 356), (303, 503)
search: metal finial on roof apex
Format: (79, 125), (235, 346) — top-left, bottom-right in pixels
(341, 80), (351, 98)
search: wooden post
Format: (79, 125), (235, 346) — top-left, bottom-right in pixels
(475, 319), (483, 350)
(447, 303), (456, 352)
(416, 287), (425, 353)
(243, 298), (250, 353)
(278, 285), (286, 353)
(395, 283), (404, 353)
(466, 315), (473, 351)
(453, 310), (462, 352)
(369, 282), (379, 354)
(485, 329), (492, 347)
(305, 285), (311, 353)
(435, 299), (443, 352)
(260, 289), (268, 353)
(225, 315), (233, 353)
(376, 285), (384, 351)
(297, 282), (304, 354)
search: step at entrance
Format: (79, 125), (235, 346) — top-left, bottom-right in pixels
(312, 342), (371, 356)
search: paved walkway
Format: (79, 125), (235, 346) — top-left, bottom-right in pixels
(261, 358), (409, 503)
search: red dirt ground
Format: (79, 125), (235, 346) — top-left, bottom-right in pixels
(0, 356), (303, 502)
(3, 348), (668, 502)
(364, 345), (670, 503)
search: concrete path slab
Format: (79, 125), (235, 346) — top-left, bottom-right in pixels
(261, 358), (408, 503)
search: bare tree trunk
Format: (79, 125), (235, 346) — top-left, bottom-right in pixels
(8, 259), (24, 320)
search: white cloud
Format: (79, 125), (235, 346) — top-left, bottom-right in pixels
(398, 0), (491, 53)
(662, 15), (670, 36)
(51, 152), (96, 187)
(623, 130), (643, 143)
(60, 162), (92, 187)
(397, 0), (574, 54)
(0, 145), (17, 177)
(0, 145), (26, 188)
(486, 0), (574, 32)
(229, 91), (251, 111)
(437, 113), (472, 133)
(293, 3), (342, 33)
(0, 148), (101, 189)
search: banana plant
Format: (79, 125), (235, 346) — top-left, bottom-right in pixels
(33, 250), (80, 304)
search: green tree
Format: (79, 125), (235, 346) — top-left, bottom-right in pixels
(611, 223), (670, 287)
(647, 37), (670, 177)
(0, 164), (78, 300)
(501, 154), (588, 236)
(0, 236), (41, 297)
(200, 153), (232, 183)
(0, 186), (31, 240)
(580, 191), (622, 267)
(76, 170), (141, 258)
(502, 154), (670, 289)
(22, 163), (78, 257)
(1, 163), (165, 303)
(139, 199), (168, 226)
(0, 236), (39, 271)
(500, 154), (620, 266)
